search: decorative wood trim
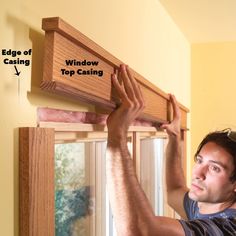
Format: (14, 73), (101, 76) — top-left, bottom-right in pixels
(19, 127), (55, 236)
(41, 17), (189, 129)
(39, 121), (164, 132)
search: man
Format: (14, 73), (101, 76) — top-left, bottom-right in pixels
(106, 64), (236, 235)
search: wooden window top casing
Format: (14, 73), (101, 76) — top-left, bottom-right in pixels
(41, 17), (189, 129)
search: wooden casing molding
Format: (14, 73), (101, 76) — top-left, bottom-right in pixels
(41, 17), (189, 129)
(19, 128), (55, 236)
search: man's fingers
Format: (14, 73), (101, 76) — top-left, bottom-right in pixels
(126, 65), (145, 108)
(126, 66), (139, 93)
(112, 74), (129, 102)
(120, 64), (136, 100)
(160, 123), (169, 130)
(170, 94), (181, 120)
(112, 64), (146, 116)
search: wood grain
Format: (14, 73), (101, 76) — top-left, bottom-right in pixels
(41, 17), (189, 129)
(19, 128), (55, 236)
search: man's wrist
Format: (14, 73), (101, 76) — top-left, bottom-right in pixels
(107, 131), (128, 150)
(168, 132), (181, 143)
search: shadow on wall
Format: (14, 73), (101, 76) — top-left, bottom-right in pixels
(5, 14), (46, 100)
(4, 14), (31, 94)
(6, 13), (45, 92)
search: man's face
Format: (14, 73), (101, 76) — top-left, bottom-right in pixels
(189, 142), (236, 203)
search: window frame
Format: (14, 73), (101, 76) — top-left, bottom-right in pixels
(19, 123), (187, 236)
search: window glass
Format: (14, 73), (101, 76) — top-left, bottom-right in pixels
(55, 143), (90, 236)
(140, 138), (167, 216)
(54, 137), (168, 235)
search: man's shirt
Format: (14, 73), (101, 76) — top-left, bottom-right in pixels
(179, 192), (236, 236)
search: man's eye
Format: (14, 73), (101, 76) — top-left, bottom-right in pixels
(210, 165), (221, 173)
(195, 158), (202, 164)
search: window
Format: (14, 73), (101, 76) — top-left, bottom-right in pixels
(19, 125), (186, 235)
(55, 142), (91, 235)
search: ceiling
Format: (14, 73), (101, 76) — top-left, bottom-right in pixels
(159, 0), (236, 43)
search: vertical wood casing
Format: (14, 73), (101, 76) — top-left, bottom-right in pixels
(19, 128), (55, 236)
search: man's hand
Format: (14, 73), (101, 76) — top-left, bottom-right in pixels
(107, 64), (145, 137)
(161, 94), (181, 138)
(163, 94), (188, 219)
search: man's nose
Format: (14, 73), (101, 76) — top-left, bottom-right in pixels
(192, 164), (207, 180)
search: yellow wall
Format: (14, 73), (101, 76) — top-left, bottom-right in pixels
(0, 0), (190, 234)
(191, 42), (236, 164)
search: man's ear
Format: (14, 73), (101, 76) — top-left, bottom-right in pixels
(233, 182), (236, 192)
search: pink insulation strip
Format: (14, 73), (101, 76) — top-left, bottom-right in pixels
(37, 107), (156, 126)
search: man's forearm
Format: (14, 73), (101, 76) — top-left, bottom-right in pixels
(165, 135), (187, 192)
(106, 134), (185, 236)
(106, 134), (155, 235)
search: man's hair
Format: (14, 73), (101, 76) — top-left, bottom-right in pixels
(194, 129), (236, 182)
